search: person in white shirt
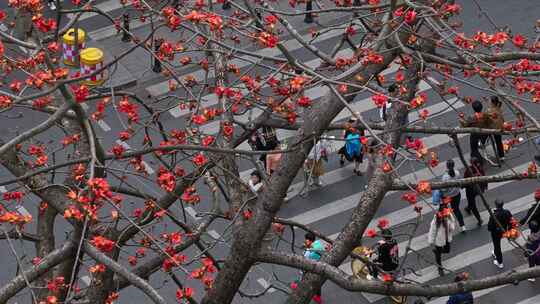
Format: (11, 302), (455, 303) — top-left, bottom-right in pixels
(428, 205), (457, 276)
(379, 84), (398, 122)
(248, 171), (263, 193)
(304, 138), (330, 187)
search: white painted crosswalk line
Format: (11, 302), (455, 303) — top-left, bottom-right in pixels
(426, 264), (528, 304)
(202, 70), (431, 149)
(77, 0), (130, 21)
(515, 293), (540, 304)
(146, 26), (365, 97)
(327, 161), (530, 240)
(284, 131), (486, 227)
(237, 95), (464, 182)
(361, 193), (534, 302)
(256, 278), (276, 293)
(115, 140), (155, 174)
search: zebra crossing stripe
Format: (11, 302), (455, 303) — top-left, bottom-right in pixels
(360, 193), (535, 302)
(426, 264), (527, 304)
(146, 24), (368, 97)
(515, 293), (540, 304)
(327, 162), (530, 240)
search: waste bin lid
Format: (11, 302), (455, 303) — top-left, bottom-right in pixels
(63, 28), (86, 44)
(80, 48), (104, 65)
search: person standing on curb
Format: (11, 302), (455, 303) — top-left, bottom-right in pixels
(441, 160), (466, 232)
(487, 199), (513, 269)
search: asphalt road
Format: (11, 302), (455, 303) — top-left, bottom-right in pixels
(0, 0), (539, 303)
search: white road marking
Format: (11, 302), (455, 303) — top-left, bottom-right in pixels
(15, 206), (31, 217)
(97, 120), (111, 131)
(81, 275), (91, 286)
(185, 206), (197, 218)
(115, 140), (155, 174)
(256, 278), (276, 293)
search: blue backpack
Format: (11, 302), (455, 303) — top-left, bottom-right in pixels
(345, 133), (361, 158)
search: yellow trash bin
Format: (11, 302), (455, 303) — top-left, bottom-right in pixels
(80, 48), (105, 86)
(62, 28), (86, 66)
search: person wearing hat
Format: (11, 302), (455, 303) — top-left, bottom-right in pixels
(446, 272), (473, 304)
(520, 188), (540, 226)
(368, 229), (399, 280)
(487, 199), (513, 269)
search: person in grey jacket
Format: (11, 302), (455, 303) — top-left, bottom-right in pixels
(441, 160), (466, 232)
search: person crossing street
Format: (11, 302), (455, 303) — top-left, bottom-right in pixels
(488, 199), (513, 269)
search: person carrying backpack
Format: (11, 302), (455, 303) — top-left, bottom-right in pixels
(447, 273), (474, 304)
(339, 129), (363, 176)
(368, 229), (399, 280)
(487, 199), (513, 269)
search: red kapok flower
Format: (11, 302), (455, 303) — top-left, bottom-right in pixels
(73, 85), (89, 103)
(372, 93), (388, 108)
(404, 10), (417, 25)
(90, 236), (116, 253)
(192, 153), (207, 166)
(377, 218), (389, 229)
(297, 96), (312, 107)
(416, 180), (432, 194)
(366, 228), (377, 238)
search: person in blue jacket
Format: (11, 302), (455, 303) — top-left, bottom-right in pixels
(447, 273), (473, 304)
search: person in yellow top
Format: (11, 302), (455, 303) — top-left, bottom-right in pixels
(487, 96), (505, 160)
(459, 100), (492, 165)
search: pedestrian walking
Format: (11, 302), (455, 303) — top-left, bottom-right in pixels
(460, 100), (492, 165)
(442, 160), (466, 232)
(248, 126), (278, 169)
(338, 120), (364, 175)
(266, 143), (285, 176)
(463, 157), (486, 226)
(367, 229), (399, 280)
(525, 220), (540, 282)
(303, 138), (330, 188)
(520, 188), (540, 226)
(428, 205), (457, 276)
(380, 84), (398, 122)
(447, 272), (474, 304)
(303, 232), (325, 301)
(487, 96), (505, 160)
(487, 199), (513, 269)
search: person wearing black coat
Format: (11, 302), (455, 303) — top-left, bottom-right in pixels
(463, 157), (486, 226)
(487, 199), (513, 269)
(520, 189), (540, 226)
